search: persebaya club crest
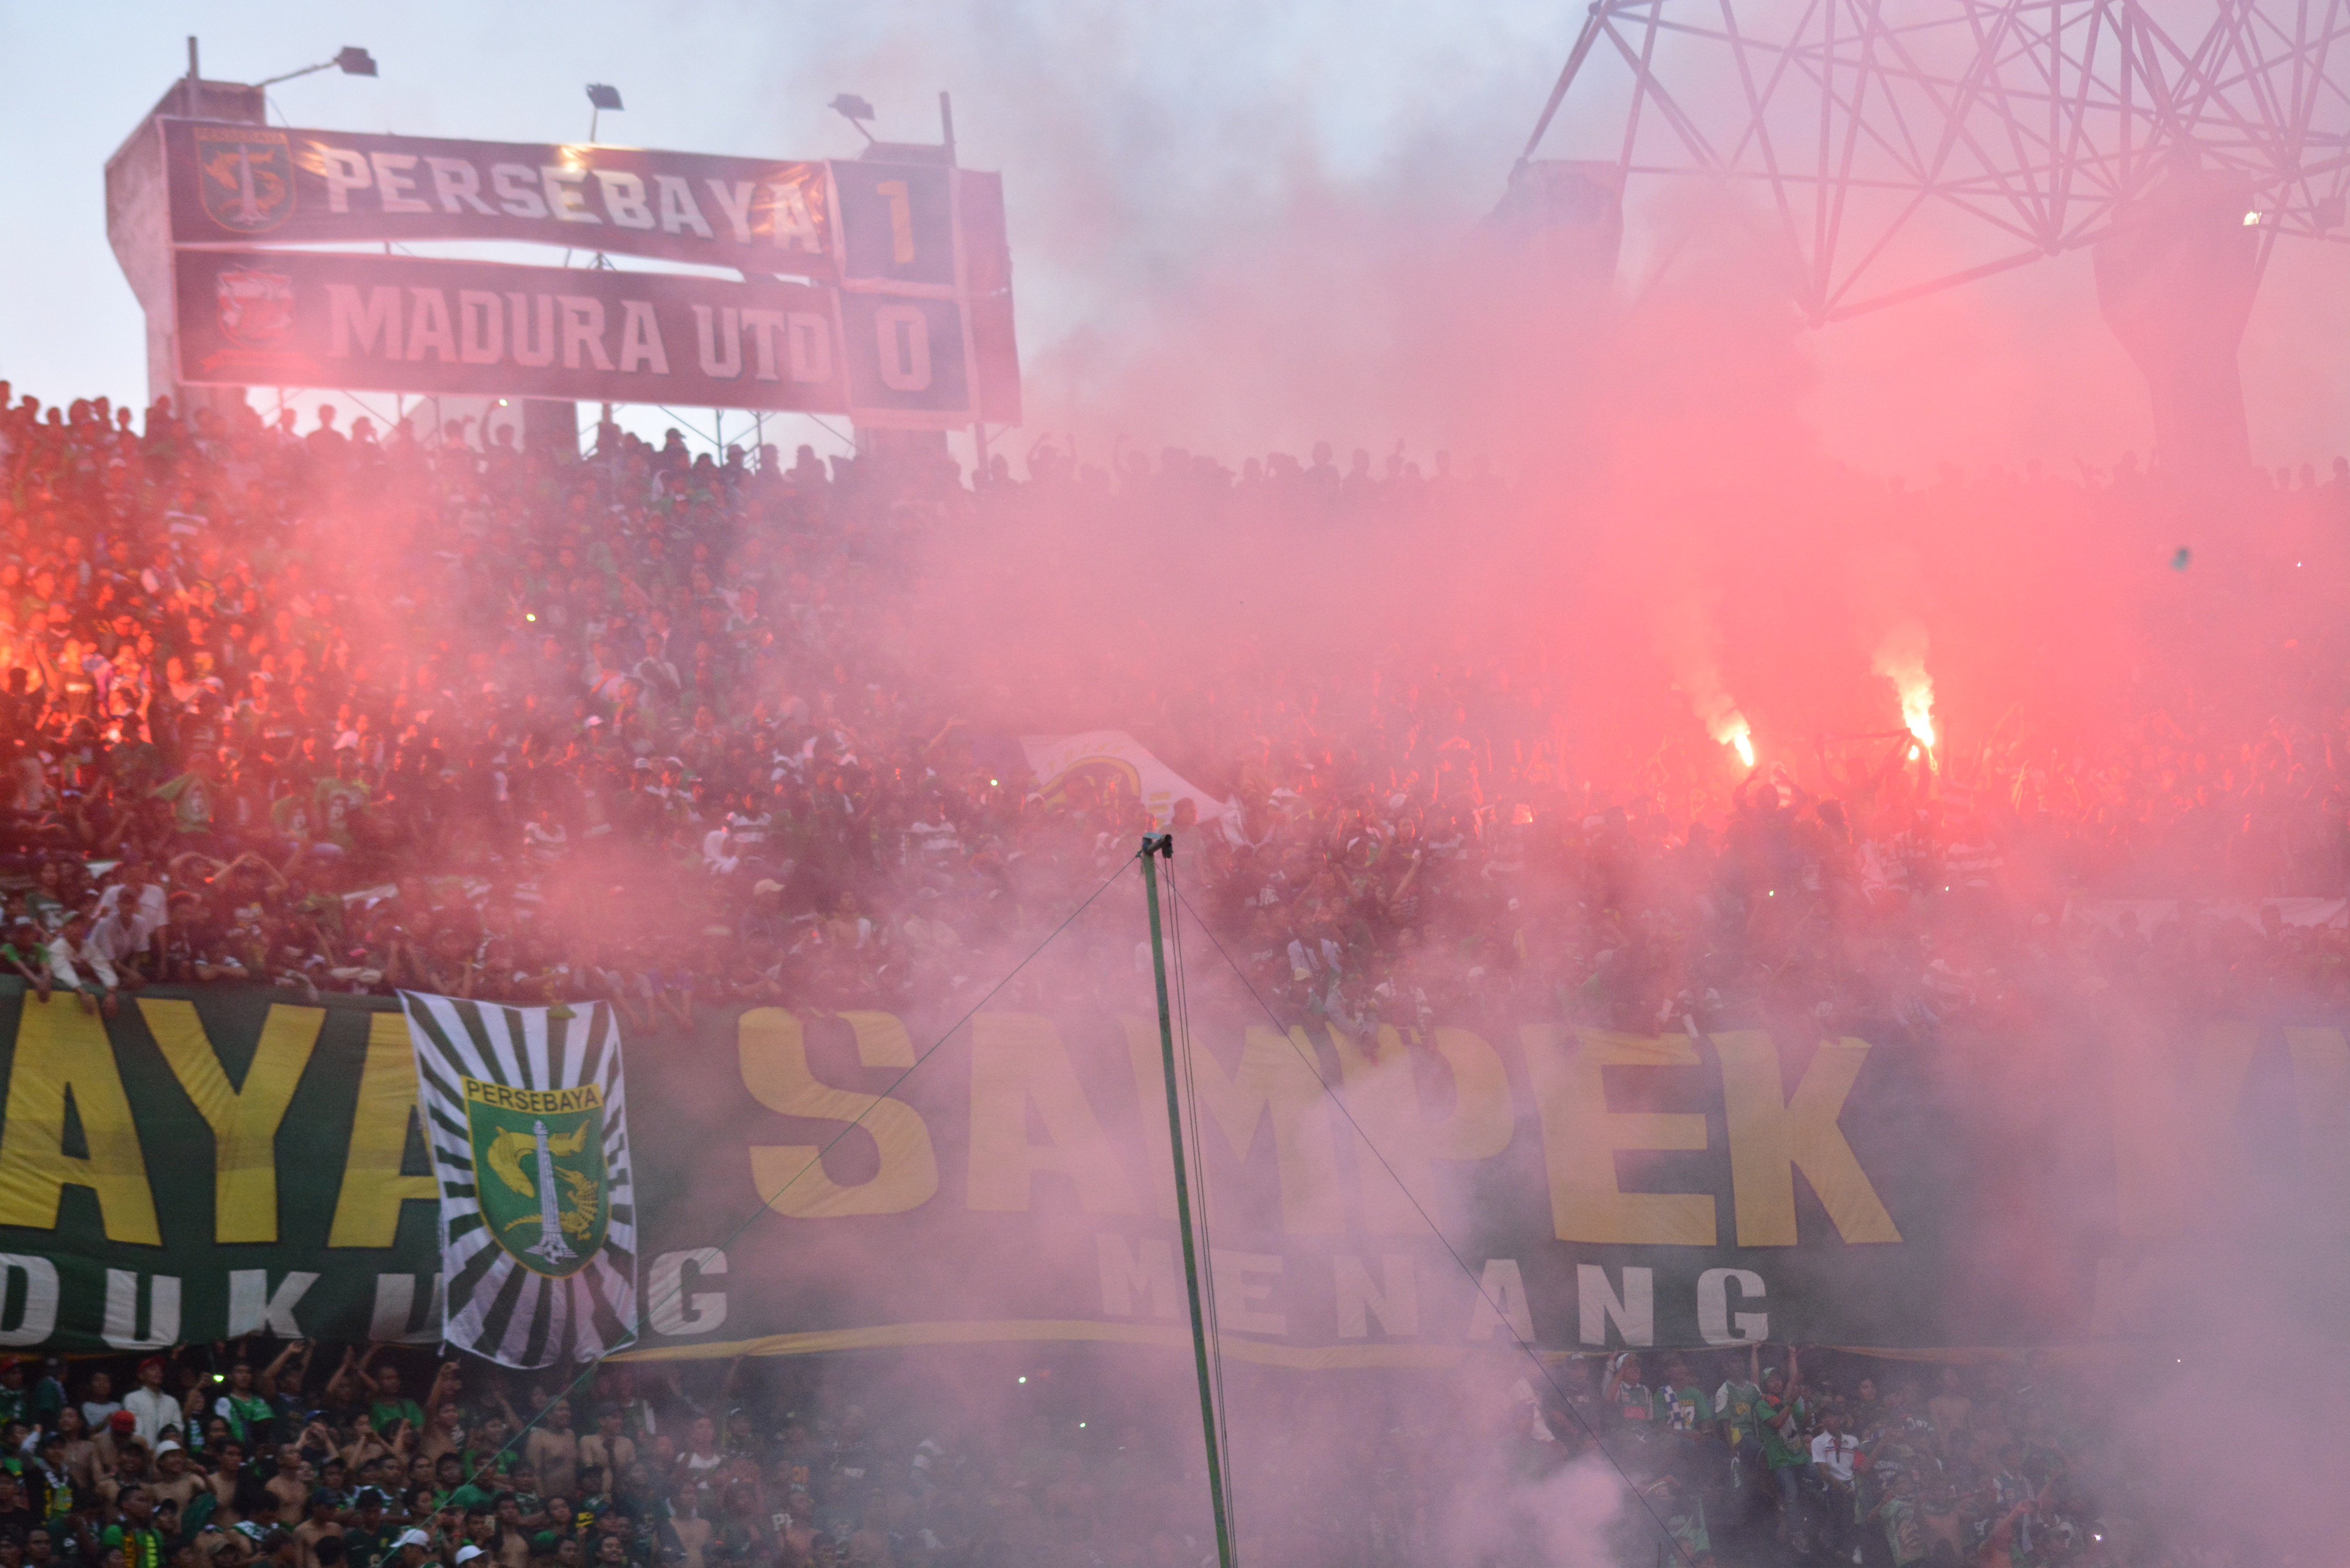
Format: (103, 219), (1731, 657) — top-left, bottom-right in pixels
(464, 1077), (610, 1277)
(194, 125), (295, 234)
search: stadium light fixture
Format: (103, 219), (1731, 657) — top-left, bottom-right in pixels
(587, 83), (623, 143)
(255, 47), (379, 87)
(830, 93), (878, 145)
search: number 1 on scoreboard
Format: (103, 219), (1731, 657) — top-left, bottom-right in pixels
(877, 180), (916, 265)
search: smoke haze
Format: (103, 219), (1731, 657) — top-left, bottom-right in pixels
(9, 4), (2350, 1567)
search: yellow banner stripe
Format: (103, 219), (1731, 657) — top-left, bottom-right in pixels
(608, 1319), (1472, 1369)
(607, 1322), (2138, 1369)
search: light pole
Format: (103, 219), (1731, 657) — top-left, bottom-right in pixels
(577, 84), (626, 451)
(254, 46), (377, 87)
(828, 93), (878, 146)
(586, 84), (621, 144)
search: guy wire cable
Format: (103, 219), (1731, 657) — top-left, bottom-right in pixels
(1168, 885), (1702, 1568)
(459, 858), (1139, 1477)
(1166, 849), (1238, 1548)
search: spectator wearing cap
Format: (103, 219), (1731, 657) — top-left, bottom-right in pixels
(96, 1410), (140, 1479)
(45, 1409), (96, 1497)
(149, 1441), (209, 1529)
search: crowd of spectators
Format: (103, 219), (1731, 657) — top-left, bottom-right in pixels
(0, 1338), (2217, 1568)
(2, 379), (2348, 1045)
(0, 384), (2327, 1566)
(1544, 1343), (2178, 1568)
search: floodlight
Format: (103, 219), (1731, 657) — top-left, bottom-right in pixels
(256, 47), (381, 87)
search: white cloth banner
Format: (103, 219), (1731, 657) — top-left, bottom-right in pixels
(1020, 730), (1232, 828)
(2064, 896), (2349, 933)
(400, 994), (638, 1367)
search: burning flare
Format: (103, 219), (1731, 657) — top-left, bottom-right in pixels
(1873, 619), (1937, 751)
(1696, 694), (1756, 768)
(1664, 595), (1755, 771)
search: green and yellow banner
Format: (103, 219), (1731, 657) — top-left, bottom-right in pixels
(0, 980), (2342, 1358)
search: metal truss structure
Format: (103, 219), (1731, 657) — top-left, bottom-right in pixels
(1521, 0), (2350, 323)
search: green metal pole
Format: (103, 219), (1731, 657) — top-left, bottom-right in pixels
(1139, 834), (1237, 1568)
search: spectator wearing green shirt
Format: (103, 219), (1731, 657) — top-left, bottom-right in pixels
(151, 753), (220, 843)
(459, 1418), (521, 1491)
(339, 1491), (397, 1568)
(100, 1486), (164, 1568)
(269, 790), (317, 858)
(347, 1356), (423, 1439)
(1, 919), (52, 1004)
(313, 759), (370, 851)
(1869, 1467), (1931, 1568)
(429, 1456), (467, 1510)
(1756, 1347), (1812, 1547)
(1639, 1453), (1712, 1567)
(1657, 1355), (1715, 1440)
(1714, 1343), (1766, 1483)
(1600, 1353), (1660, 1424)
(213, 1348), (300, 1448)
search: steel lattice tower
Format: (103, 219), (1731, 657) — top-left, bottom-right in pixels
(1515, 0), (2350, 467)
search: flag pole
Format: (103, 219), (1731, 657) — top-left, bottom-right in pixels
(1138, 833), (1237, 1568)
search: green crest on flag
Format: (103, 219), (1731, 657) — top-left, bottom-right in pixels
(463, 1076), (610, 1278)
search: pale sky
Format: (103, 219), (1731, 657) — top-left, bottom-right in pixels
(4, 1), (2345, 472)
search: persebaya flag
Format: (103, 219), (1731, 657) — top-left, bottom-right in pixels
(400, 995), (638, 1366)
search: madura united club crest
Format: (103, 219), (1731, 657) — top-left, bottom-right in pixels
(194, 124), (295, 234)
(215, 267), (294, 350)
(464, 1077), (611, 1277)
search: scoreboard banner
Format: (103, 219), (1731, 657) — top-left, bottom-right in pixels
(155, 118), (1020, 428)
(174, 248), (976, 424)
(163, 120), (849, 278)
(162, 121), (1000, 299)
(0, 981), (2344, 1360)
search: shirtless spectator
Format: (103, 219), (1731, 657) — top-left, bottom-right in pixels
(523, 1403), (580, 1505)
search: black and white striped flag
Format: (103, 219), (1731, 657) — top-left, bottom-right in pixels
(400, 994), (638, 1366)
